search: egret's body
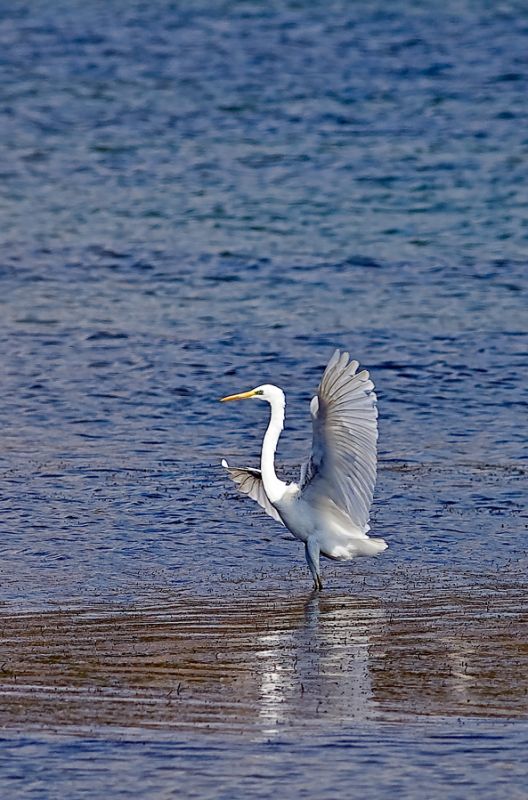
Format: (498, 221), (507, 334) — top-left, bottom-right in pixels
(221, 350), (387, 589)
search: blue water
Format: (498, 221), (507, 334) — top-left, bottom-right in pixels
(1, 0), (527, 797)
(3, 723), (528, 800)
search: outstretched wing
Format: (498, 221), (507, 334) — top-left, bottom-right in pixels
(300, 350), (378, 531)
(221, 459), (284, 524)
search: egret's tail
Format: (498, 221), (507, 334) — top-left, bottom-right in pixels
(357, 536), (388, 556)
(340, 536), (387, 558)
(327, 534), (388, 560)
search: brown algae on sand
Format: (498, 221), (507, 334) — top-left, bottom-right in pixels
(0, 580), (526, 735)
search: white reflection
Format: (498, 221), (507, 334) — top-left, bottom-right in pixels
(256, 594), (385, 736)
(257, 631), (295, 732)
(445, 638), (478, 703)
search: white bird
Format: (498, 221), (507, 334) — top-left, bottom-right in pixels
(220, 349), (387, 590)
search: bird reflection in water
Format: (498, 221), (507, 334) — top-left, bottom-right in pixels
(256, 593), (385, 736)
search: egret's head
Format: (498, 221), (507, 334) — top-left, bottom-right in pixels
(220, 384), (284, 406)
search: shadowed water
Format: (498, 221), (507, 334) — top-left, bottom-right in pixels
(1, 0), (527, 798)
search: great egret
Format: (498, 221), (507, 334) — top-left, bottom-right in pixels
(220, 349), (387, 590)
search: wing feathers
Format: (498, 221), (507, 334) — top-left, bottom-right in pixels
(221, 349), (377, 533)
(300, 349), (378, 530)
(221, 460), (284, 525)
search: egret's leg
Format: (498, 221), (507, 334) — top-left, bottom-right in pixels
(305, 537), (323, 591)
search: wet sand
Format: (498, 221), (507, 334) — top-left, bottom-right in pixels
(1, 576), (526, 736)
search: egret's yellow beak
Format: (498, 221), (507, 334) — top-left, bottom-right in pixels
(220, 389), (257, 402)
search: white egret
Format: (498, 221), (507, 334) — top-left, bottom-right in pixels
(220, 349), (387, 590)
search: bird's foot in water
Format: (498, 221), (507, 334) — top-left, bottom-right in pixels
(306, 537), (323, 592)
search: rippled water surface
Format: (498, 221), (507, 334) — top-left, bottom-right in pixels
(1, 1), (527, 797)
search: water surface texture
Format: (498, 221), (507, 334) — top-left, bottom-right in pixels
(0, 1), (527, 798)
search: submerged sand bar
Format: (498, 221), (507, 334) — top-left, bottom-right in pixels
(0, 578), (526, 736)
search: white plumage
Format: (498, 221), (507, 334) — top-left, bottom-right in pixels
(220, 349), (387, 589)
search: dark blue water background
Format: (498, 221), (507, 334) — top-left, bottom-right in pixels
(0, 1), (527, 797)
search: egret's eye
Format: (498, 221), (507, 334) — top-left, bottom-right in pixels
(254, 389), (264, 395)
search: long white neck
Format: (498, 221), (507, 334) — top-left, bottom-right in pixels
(260, 393), (287, 504)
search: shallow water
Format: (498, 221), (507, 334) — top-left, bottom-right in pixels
(2, 584), (527, 733)
(2, 583), (527, 798)
(1, 0), (527, 797)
